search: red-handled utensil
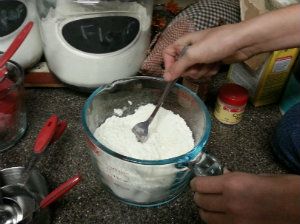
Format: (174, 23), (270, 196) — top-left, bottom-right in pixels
(22, 115), (67, 184)
(0, 21), (34, 80)
(17, 175), (81, 224)
(49, 120), (67, 145)
(33, 115), (59, 154)
(40, 175), (81, 209)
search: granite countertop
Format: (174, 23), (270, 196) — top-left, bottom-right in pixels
(0, 75), (287, 224)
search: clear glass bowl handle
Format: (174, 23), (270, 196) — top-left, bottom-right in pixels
(189, 153), (223, 176)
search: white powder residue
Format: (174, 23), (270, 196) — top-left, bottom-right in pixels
(94, 103), (194, 160)
(113, 108), (124, 117)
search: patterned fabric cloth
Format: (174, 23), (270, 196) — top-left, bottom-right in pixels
(272, 103), (300, 174)
(141, 0), (241, 76)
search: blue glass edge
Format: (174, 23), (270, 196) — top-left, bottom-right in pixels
(81, 76), (212, 165)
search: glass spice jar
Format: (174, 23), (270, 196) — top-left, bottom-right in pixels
(0, 60), (26, 152)
(214, 83), (248, 125)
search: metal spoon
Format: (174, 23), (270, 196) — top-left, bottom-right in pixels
(131, 79), (177, 143)
(131, 45), (190, 143)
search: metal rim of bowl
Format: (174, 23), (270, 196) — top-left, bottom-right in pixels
(81, 76), (211, 165)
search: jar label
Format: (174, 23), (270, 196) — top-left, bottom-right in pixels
(62, 16), (140, 54)
(214, 100), (245, 124)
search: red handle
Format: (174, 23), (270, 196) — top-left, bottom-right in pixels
(0, 21), (34, 68)
(33, 115), (58, 154)
(40, 175), (81, 209)
(50, 120), (67, 144)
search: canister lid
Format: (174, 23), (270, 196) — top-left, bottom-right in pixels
(218, 83), (248, 106)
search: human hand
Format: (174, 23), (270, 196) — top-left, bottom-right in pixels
(163, 24), (254, 81)
(190, 172), (300, 224)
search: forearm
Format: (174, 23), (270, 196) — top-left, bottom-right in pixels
(237, 4), (300, 54)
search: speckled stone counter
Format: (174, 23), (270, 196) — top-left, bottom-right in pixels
(0, 75), (287, 224)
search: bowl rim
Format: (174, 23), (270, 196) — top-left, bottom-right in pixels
(81, 76), (211, 165)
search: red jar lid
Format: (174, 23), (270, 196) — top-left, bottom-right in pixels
(218, 83), (249, 106)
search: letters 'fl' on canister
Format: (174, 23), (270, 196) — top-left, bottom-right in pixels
(214, 83), (249, 125)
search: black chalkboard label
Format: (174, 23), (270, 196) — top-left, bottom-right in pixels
(62, 16), (140, 54)
(0, 1), (27, 37)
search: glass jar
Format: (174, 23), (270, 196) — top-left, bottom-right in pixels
(214, 83), (249, 125)
(36, 0), (153, 89)
(0, 0), (43, 68)
(0, 60), (27, 152)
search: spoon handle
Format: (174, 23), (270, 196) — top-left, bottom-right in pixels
(148, 45), (190, 124)
(148, 79), (177, 124)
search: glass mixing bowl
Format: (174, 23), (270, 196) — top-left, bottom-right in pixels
(82, 76), (222, 207)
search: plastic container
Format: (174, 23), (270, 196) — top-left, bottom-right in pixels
(214, 83), (248, 125)
(0, 60), (27, 152)
(0, 0), (43, 69)
(82, 76), (222, 207)
(36, 0), (153, 89)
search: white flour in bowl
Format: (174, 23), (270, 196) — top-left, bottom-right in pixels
(94, 103), (194, 160)
(92, 103), (195, 203)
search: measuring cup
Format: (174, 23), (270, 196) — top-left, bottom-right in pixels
(82, 76), (222, 207)
(0, 167), (50, 224)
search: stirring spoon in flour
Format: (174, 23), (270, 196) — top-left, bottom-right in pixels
(132, 45), (190, 143)
(132, 79), (177, 143)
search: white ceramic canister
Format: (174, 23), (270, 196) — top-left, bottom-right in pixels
(0, 0), (43, 68)
(36, 0), (153, 89)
